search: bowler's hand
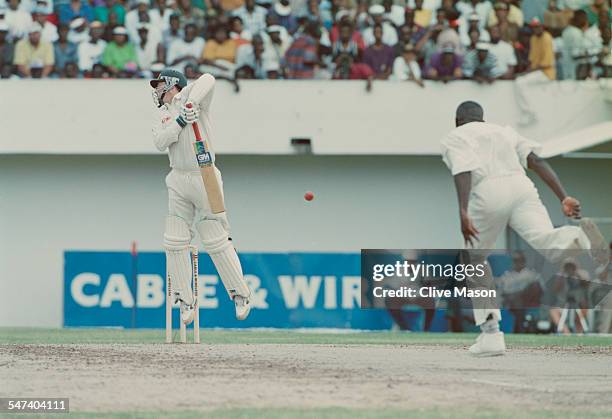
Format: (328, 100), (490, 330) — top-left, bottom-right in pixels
(460, 211), (479, 248)
(562, 196), (581, 219)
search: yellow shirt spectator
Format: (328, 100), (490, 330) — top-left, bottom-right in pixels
(14, 27), (54, 77)
(202, 39), (238, 63)
(529, 30), (556, 80)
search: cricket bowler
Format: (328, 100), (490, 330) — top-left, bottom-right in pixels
(151, 69), (251, 324)
(441, 101), (608, 356)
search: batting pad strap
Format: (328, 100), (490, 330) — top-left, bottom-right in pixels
(163, 216), (191, 250)
(197, 219), (231, 254)
(196, 219), (250, 299)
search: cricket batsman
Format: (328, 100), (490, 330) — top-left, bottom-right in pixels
(441, 101), (608, 356)
(151, 69), (251, 324)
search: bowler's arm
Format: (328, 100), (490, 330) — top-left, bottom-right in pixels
(453, 171), (479, 247)
(526, 153), (580, 218)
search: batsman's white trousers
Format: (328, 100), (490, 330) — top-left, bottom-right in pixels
(166, 168), (223, 222)
(468, 174), (590, 325)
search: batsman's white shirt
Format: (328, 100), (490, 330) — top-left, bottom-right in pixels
(441, 122), (589, 325)
(152, 73), (222, 221)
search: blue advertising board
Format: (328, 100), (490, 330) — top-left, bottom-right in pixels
(64, 251), (395, 330)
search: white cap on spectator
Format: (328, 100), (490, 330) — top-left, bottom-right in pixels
(151, 62), (165, 72)
(274, 0), (291, 17)
(113, 26), (128, 36)
(335, 10), (350, 22)
(476, 42), (490, 51)
(32, 5), (47, 14)
(468, 12), (479, 22)
(0, 21), (8, 32)
(29, 22), (43, 33)
(369, 4), (384, 15)
(266, 25), (283, 33)
(70, 17), (86, 30)
(90, 20), (104, 29)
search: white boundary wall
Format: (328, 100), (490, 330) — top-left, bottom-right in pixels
(0, 80), (610, 155)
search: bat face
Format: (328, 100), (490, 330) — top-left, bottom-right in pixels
(193, 141), (213, 167)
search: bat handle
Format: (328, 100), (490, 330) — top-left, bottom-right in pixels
(185, 102), (202, 141)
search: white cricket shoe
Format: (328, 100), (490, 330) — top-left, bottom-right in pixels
(234, 295), (251, 320)
(174, 292), (195, 325)
(469, 332), (506, 357)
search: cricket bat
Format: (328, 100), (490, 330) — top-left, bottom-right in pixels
(186, 103), (225, 214)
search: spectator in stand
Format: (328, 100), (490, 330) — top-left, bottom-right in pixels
(515, 17), (556, 125)
(583, 0), (612, 27)
(126, 0), (163, 45)
(5, 0), (33, 40)
(94, 0), (126, 26)
(0, 21), (15, 71)
(161, 12), (182, 53)
(285, 20), (320, 79)
(412, 0), (432, 28)
(332, 21), (360, 60)
(562, 9), (603, 79)
(77, 20), (106, 73)
(58, 0), (94, 25)
(392, 43), (424, 86)
(440, 0), (460, 20)
(102, 10), (120, 41)
(151, 0), (174, 34)
(166, 23), (204, 72)
(200, 24), (238, 78)
(332, 51), (373, 80)
(462, 42), (497, 82)
(62, 60), (80, 77)
(101, 26), (138, 76)
(491, 2), (519, 43)
(457, 0), (492, 30)
(488, 24), (516, 79)
(235, 34), (279, 78)
(362, 23), (395, 79)
(558, 0), (594, 11)
(382, 0), (405, 27)
(488, 0), (523, 27)
(177, 0), (206, 32)
(426, 45), (463, 81)
(466, 27), (481, 50)
(232, 0), (268, 36)
(459, 12), (490, 47)
(514, 26), (531, 73)
(264, 25), (290, 77)
(53, 23), (77, 74)
(436, 17), (463, 53)
(330, 11), (365, 49)
(32, 6), (58, 43)
(88, 62), (107, 77)
(269, 0), (298, 34)
(362, 4), (398, 47)
(135, 23), (158, 75)
(68, 17), (89, 44)
(14, 23), (54, 77)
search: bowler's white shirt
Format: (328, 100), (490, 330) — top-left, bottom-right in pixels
(440, 122), (542, 187)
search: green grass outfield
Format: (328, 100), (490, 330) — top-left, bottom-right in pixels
(1, 327), (611, 347)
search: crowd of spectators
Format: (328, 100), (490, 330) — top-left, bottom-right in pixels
(0, 0), (610, 81)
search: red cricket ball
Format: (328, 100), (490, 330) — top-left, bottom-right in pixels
(304, 191), (314, 201)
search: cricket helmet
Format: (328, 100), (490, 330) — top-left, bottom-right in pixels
(150, 69), (187, 92)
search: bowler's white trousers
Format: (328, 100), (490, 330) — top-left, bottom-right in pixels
(468, 174), (590, 325)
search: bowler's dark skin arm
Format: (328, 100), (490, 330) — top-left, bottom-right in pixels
(453, 171), (479, 246)
(526, 152), (581, 218)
